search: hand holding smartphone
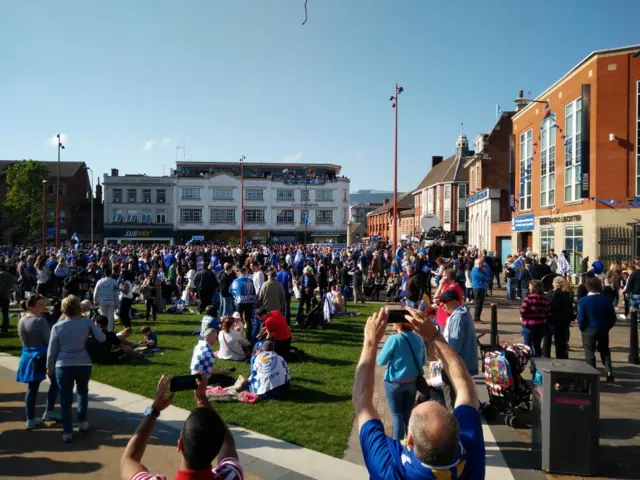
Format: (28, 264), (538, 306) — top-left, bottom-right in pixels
(169, 374), (200, 392)
(387, 307), (409, 323)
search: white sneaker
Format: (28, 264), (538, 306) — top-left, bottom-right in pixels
(42, 411), (62, 422)
(26, 417), (42, 430)
(62, 433), (73, 443)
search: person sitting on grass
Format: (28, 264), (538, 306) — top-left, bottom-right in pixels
(116, 327), (135, 347)
(218, 316), (250, 361)
(89, 315), (134, 364)
(256, 308), (292, 358)
(200, 305), (220, 333)
(136, 325), (158, 353)
(120, 373), (244, 480)
(247, 341), (291, 399)
(190, 328), (235, 387)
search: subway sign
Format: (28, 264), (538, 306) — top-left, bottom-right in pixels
(124, 230), (153, 238)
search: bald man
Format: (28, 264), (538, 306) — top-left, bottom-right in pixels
(353, 307), (485, 479)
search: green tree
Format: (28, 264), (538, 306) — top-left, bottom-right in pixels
(2, 160), (51, 243)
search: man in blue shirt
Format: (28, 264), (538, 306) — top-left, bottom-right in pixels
(471, 259), (487, 323)
(276, 263), (293, 324)
(353, 306), (485, 479)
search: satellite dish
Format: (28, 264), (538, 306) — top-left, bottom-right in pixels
(420, 214), (440, 233)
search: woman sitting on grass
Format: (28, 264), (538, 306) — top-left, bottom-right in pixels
(248, 340), (291, 399)
(218, 316), (250, 361)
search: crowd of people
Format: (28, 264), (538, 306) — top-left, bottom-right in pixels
(3, 236), (631, 479)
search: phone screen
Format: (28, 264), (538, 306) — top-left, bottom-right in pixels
(170, 374), (199, 392)
(387, 308), (409, 323)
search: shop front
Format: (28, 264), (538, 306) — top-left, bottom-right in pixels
(537, 213), (585, 273)
(103, 227), (176, 245)
(467, 188), (501, 251)
(310, 230), (347, 244)
(511, 213), (535, 251)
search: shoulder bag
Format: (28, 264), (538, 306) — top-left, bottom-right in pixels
(400, 333), (429, 397)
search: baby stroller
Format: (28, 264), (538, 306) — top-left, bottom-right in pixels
(297, 295), (329, 330)
(479, 335), (533, 427)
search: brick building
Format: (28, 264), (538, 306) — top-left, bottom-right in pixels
(463, 112), (514, 262)
(511, 45), (640, 273)
(0, 160), (92, 244)
(366, 192), (414, 240)
(413, 134), (470, 238)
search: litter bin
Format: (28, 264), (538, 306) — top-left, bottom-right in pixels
(530, 358), (600, 476)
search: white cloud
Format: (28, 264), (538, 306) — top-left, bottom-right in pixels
(49, 133), (68, 146)
(281, 152), (303, 163)
(160, 137), (171, 147)
(141, 140), (156, 151)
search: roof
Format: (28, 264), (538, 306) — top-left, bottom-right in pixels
(0, 160), (86, 178)
(513, 44), (640, 120)
(400, 208), (415, 217)
(464, 112), (515, 169)
(366, 192), (414, 216)
(176, 160), (342, 174)
(414, 154), (469, 191)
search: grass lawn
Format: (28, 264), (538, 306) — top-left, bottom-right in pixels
(0, 302), (382, 458)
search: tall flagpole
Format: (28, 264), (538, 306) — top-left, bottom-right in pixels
(55, 134), (64, 250)
(240, 155), (245, 246)
(390, 85), (403, 260)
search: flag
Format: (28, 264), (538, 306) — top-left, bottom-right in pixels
(71, 232), (78, 242)
(496, 102), (502, 118)
(304, 210), (312, 225)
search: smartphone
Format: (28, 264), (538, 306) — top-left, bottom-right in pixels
(228, 367), (237, 373)
(387, 307), (409, 323)
(169, 374), (199, 392)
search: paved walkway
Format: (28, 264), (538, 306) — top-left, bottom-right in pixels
(343, 290), (640, 479)
(0, 353), (367, 480)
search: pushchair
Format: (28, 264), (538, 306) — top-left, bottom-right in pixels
(297, 295), (330, 329)
(478, 334), (533, 427)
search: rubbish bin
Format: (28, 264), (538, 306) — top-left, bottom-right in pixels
(530, 358), (600, 476)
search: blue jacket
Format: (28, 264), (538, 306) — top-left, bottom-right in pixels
(444, 306), (479, 375)
(376, 332), (426, 382)
(591, 260), (604, 274)
(471, 267), (487, 290)
(577, 294), (616, 332)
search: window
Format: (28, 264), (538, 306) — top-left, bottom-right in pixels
(475, 165), (480, 190)
(211, 208), (235, 223)
(469, 170), (475, 194)
(111, 211), (122, 223)
(142, 189), (152, 203)
(59, 209), (66, 226)
(180, 208), (202, 223)
(301, 190), (310, 202)
(316, 210), (333, 224)
(444, 185), (451, 200)
(277, 190), (294, 201)
(458, 184), (466, 199)
(564, 225), (583, 274)
(276, 209), (294, 223)
(519, 129), (533, 210)
(156, 189), (166, 203)
(126, 210), (137, 223)
(213, 188), (233, 200)
(444, 209), (451, 223)
(564, 98), (582, 203)
(245, 188), (263, 201)
(540, 227), (555, 255)
(316, 190), (333, 201)
(113, 189), (123, 203)
(636, 81), (640, 194)
(181, 187), (201, 200)
(244, 209), (265, 223)
(141, 211), (152, 224)
(458, 208), (466, 224)
(127, 189), (137, 203)
(540, 116), (556, 207)
(156, 210), (166, 224)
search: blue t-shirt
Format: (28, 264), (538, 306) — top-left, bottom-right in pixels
(360, 405), (485, 479)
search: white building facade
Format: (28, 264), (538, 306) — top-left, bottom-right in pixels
(466, 188), (501, 252)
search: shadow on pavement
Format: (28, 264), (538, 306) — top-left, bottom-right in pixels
(0, 456), (102, 477)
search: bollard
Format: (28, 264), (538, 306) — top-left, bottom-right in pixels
(490, 303), (499, 349)
(630, 309), (639, 365)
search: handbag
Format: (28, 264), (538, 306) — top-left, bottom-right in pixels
(400, 333), (429, 396)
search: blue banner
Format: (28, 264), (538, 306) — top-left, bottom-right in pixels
(512, 214), (535, 232)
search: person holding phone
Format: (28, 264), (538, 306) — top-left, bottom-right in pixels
(120, 374), (244, 480)
(190, 328), (235, 387)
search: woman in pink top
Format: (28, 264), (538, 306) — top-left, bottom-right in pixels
(433, 269), (464, 328)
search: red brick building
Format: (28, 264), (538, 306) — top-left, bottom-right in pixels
(366, 193), (414, 240)
(511, 45), (640, 272)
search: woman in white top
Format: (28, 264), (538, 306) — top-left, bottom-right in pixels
(217, 316), (249, 361)
(118, 270), (134, 328)
(186, 262), (197, 290)
(35, 256), (50, 296)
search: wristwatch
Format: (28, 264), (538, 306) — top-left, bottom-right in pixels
(144, 405), (160, 418)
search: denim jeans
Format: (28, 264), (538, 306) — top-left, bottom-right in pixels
(221, 296), (234, 317)
(56, 365), (92, 435)
(384, 380), (417, 441)
(506, 278), (516, 301)
(629, 294), (640, 311)
(522, 324), (548, 357)
(25, 378), (58, 421)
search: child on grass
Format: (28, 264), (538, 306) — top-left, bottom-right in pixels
(136, 325), (158, 352)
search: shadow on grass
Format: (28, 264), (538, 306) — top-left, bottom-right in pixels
(289, 385), (352, 404)
(304, 355), (352, 367)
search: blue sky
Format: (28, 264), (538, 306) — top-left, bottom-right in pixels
(1, 1), (638, 192)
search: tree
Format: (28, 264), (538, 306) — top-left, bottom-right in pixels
(2, 160), (51, 243)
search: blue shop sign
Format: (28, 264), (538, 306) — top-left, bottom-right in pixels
(512, 214), (535, 231)
(467, 189), (489, 206)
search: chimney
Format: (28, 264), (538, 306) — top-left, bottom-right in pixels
(95, 179), (103, 202)
(111, 168), (119, 177)
(432, 156), (444, 168)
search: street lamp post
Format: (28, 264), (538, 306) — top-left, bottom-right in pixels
(389, 85), (404, 258)
(85, 167), (94, 246)
(240, 155), (246, 246)
(55, 133), (65, 249)
(41, 180), (47, 254)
